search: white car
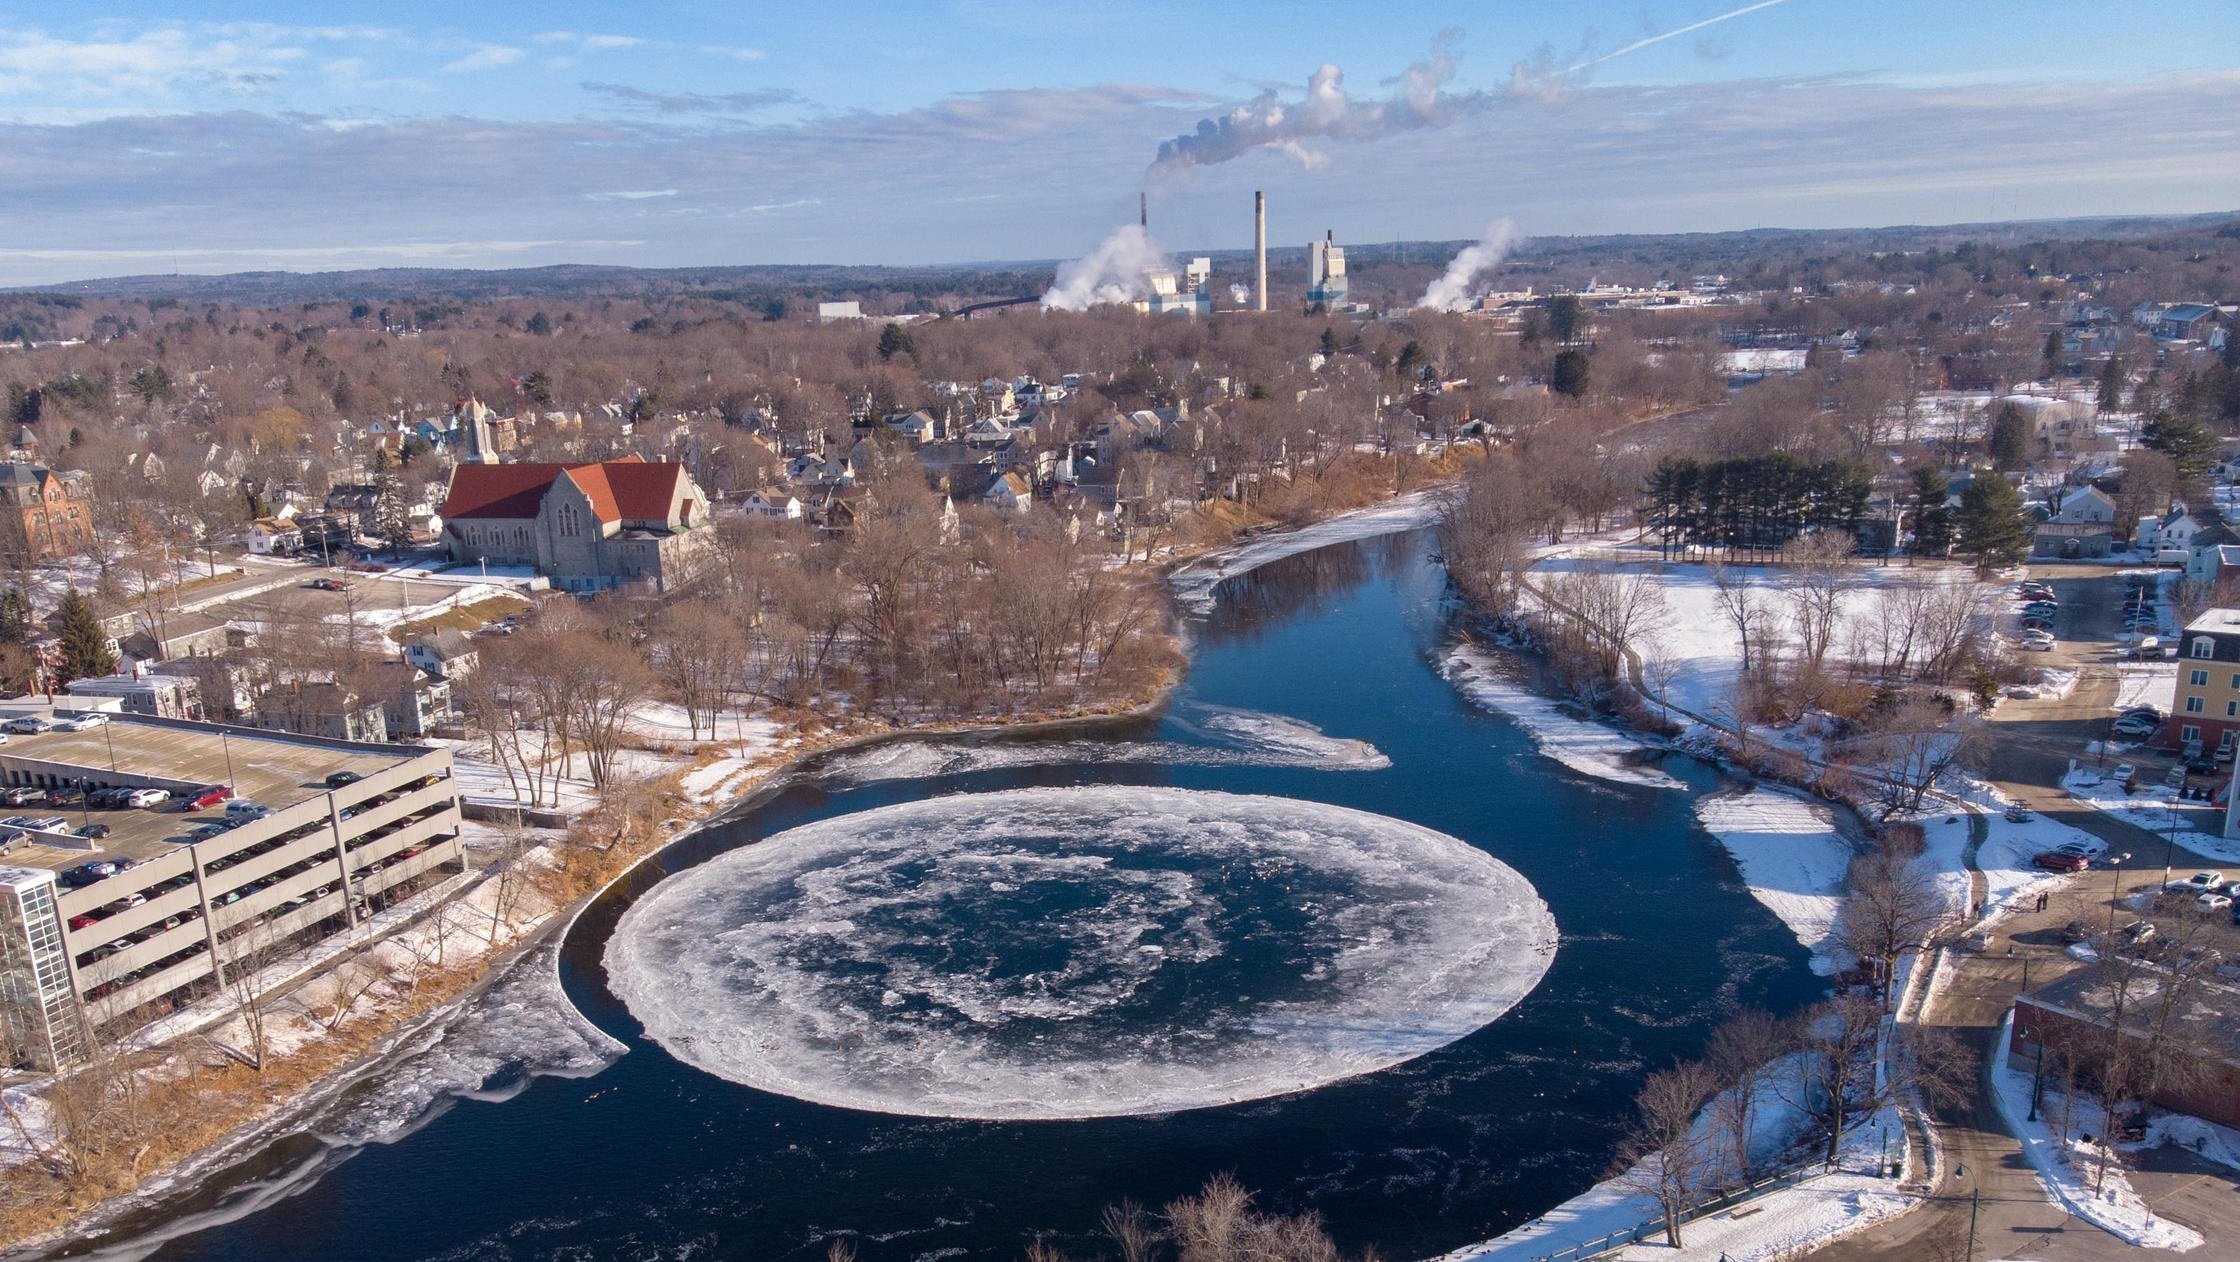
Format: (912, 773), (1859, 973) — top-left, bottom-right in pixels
(124, 788), (170, 808)
(2111, 763), (2138, 783)
(2017, 633), (2056, 652)
(53, 714), (105, 731)
(2198, 892), (2235, 913)
(2167, 871), (2225, 895)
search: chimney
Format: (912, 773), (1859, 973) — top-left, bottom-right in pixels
(1139, 191), (1147, 230)
(1254, 190), (1267, 313)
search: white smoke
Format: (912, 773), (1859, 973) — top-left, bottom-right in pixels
(1151, 33), (1460, 173)
(1417, 219), (1522, 312)
(1041, 224), (1172, 311)
(1228, 283), (1252, 305)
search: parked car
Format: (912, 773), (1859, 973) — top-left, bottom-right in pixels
(60, 860), (121, 888)
(324, 771), (363, 789)
(1, 716), (53, 735)
(2167, 871), (2225, 895)
(0, 787), (44, 807)
(67, 912), (100, 931)
(2111, 716), (2158, 737)
(308, 577), (352, 592)
(51, 715), (105, 732)
(72, 823), (110, 840)
(2122, 919), (2158, 946)
(19, 816), (63, 832)
(125, 788), (170, 808)
(2198, 892), (2235, 914)
(2004, 804), (2035, 822)
(2017, 632), (2056, 651)
(2188, 757), (2217, 776)
(2032, 850), (2091, 873)
(183, 785), (232, 810)
(2111, 763), (2138, 783)
(2060, 919), (2095, 943)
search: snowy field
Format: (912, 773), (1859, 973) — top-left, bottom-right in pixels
(1442, 646), (1684, 790)
(1695, 788), (1855, 974)
(1170, 489), (1444, 614)
(607, 787), (1557, 1120)
(1990, 1014), (2203, 1251)
(2111, 661), (2178, 713)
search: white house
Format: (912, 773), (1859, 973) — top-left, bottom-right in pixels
(742, 488), (804, 520)
(982, 471), (1033, 515)
(2142, 507), (2203, 552)
(240, 518), (302, 556)
(2050, 485), (2116, 525)
(404, 629), (478, 680)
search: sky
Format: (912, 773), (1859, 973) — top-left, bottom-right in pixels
(0, 1), (2236, 285)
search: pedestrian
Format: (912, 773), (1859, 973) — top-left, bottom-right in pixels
(2038, 891), (2049, 912)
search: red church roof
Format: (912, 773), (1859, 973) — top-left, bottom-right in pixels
(439, 455), (686, 525)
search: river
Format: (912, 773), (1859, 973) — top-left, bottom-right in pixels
(42, 525), (1824, 1262)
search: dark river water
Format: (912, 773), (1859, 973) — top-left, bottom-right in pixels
(53, 527), (1824, 1262)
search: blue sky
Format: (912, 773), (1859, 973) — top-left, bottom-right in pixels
(0, 1), (2236, 284)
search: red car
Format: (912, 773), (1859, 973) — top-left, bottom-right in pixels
(183, 785), (233, 811)
(2032, 850), (2091, 873)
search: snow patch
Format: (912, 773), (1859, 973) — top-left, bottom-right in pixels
(1695, 788), (1855, 974)
(1170, 491), (1444, 615)
(1442, 646), (1684, 790)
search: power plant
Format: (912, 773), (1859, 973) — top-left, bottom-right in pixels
(1307, 228), (1347, 310)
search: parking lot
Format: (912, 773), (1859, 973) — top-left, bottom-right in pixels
(0, 720), (411, 875)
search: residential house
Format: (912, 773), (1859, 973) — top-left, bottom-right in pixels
(257, 681), (386, 743)
(240, 517), (302, 556)
(148, 655), (254, 722)
(2154, 303), (2220, 342)
(0, 464), (93, 562)
(982, 471), (1033, 515)
(741, 488), (804, 520)
(368, 661), (452, 739)
(436, 455), (712, 593)
(404, 629), (478, 680)
(2139, 507), (2203, 555)
(62, 672), (200, 719)
(2032, 484), (2118, 558)
(2186, 523), (2240, 583)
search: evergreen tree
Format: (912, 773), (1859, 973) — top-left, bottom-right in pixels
(2096, 356), (2125, 412)
(1319, 327), (1339, 356)
(1908, 465), (1954, 558)
(1547, 294), (1584, 343)
(1551, 349), (1591, 398)
(1394, 340), (1425, 380)
(876, 322), (915, 362)
(2042, 330), (2063, 377)
(1986, 401), (2032, 471)
(55, 590), (115, 683)
(2141, 410), (2216, 484)
(372, 473), (412, 552)
(1956, 474), (2032, 574)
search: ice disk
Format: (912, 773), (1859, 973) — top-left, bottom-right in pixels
(604, 787), (1556, 1119)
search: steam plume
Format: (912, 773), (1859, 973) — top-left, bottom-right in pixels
(1041, 224), (1171, 311)
(1150, 33), (1459, 173)
(1417, 220), (1522, 312)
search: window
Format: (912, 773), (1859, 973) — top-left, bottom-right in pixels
(557, 504), (582, 537)
(2193, 637), (2215, 659)
(2186, 697), (2205, 713)
(2191, 669), (2209, 687)
(2183, 724), (2201, 743)
(2231, 673), (2240, 691)
(2226, 701), (2235, 718)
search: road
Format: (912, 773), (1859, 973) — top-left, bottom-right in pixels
(1816, 562), (2240, 1261)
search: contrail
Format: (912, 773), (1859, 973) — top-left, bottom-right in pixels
(1564, 0), (1794, 74)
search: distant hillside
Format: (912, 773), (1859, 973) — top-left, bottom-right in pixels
(12, 211), (2234, 309)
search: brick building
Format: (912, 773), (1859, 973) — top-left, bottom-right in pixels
(2013, 964), (2240, 1131)
(436, 455), (710, 593)
(0, 464), (92, 562)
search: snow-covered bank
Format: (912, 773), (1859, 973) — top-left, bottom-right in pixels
(1442, 646), (1684, 790)
(1990, 1013), (2203, 1251)
(1170, 489), (1444, 614)
(1696, 788), (1855, 974)
(1434, 1059), (1913, 1261)
(2059, 764), (2240, 864)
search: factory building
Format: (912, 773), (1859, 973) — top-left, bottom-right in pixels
(0, 714), (466, 1068)
(1308, 230), (1348, 310)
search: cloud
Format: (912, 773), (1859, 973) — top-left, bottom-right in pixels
(1149, 32), (1465, 173)
(0, 26), (309, 100)
(586, 188), (679, 200)
(582, 81), (799, 115)
(0, 72), (2236, 285)
(440, 45), (524, 73)
(701, 44), (767, 62)
(535, 31), (644, 51)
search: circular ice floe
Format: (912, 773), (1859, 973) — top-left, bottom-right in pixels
(604, 787), (1557, 1119)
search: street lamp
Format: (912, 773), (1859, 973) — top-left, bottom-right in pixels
(2009, 945), (2048, 1121)
(1953, 1162), (1980, 1262)
(2103, 851), (2133, 940)
(219, 730), (237, 789)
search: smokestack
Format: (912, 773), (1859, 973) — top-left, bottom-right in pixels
(1139, 191), (1147, 230)
(1254, 190), (1267, 312)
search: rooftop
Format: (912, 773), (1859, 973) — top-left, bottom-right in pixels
(2022, 960), (2240, 1067)
(0, 716), (422, 873)
(2183, 608), (2240, 635)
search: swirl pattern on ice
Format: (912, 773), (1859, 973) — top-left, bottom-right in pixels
(605, 787), (1556, 1119)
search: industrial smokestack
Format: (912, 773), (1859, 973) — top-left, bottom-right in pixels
(1254, 190), (1267, 312)
(1139, 191), (1147, 229)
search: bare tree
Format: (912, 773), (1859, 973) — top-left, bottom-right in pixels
(1706, 1008), (1794, 1179)
(1834, 842), (1958, 1006)
(1781, 531), (1856, 674)
(1614, 1061), (1721, 1248)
